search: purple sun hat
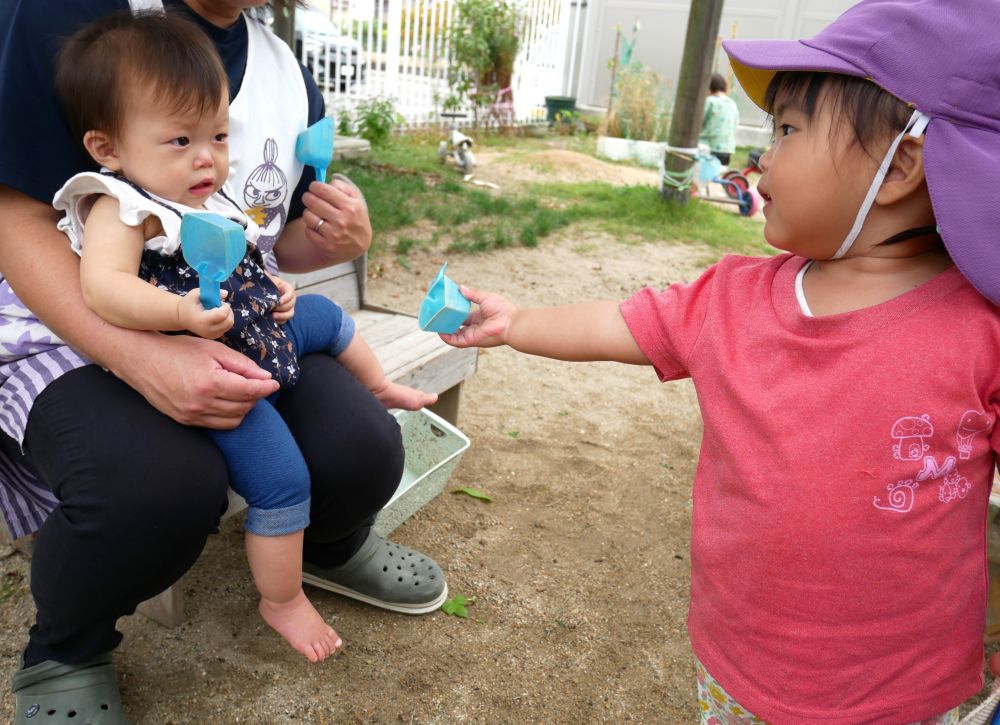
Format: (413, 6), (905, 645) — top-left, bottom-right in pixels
(722, 0), (1000, 306)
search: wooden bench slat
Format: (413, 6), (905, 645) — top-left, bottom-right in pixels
(284, 261), (355, 289)
(294, 277), (360, 312)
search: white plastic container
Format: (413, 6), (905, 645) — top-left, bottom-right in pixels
(374, 408), (471, 535)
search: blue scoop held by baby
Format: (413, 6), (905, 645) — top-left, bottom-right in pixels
(180, 213), (246, 309)
(180, 118), (336, 309)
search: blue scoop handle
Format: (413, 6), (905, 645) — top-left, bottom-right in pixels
(296, 117), (335, 183)
(180, 213), (246, 309)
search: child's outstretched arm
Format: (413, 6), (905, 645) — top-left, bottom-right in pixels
(441, 285), (649, 365)
(79, 195), (234, 340)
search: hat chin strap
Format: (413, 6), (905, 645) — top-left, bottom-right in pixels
(830, 109), (931, 260)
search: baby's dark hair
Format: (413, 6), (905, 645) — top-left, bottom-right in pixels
(763, 71), (912, 161)
(709, 73), (728, 94)
(55, 11), (228, 145)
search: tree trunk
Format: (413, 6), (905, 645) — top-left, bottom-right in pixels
(661, 0), (726, 204)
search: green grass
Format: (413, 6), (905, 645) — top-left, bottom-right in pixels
(341, 135), (768, 258)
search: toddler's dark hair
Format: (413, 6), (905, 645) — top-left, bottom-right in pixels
(55, 11), (228, 145)
(709, 73), (728, 94)
(763, 71), (912, 161)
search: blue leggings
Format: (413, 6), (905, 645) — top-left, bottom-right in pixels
(208, 294), (356, 536)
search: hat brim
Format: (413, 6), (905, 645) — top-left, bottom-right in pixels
(722, 39), (866, 111)
(924, 120), (1000, 306)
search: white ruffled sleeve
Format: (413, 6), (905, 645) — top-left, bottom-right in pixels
(52, 171), (181, 256)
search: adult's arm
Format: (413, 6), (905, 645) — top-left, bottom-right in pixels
(271, 61), (373, 274)
(0, 186), (278, 428)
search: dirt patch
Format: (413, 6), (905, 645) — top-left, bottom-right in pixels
(0, 232), (707, 724)
(471, 148), (659, 190)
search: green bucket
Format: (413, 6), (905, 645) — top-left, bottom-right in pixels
(544, 95), (576, 124)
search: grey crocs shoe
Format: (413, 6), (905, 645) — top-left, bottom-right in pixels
(12, 652), (126, 725)
(302, 531), (447, 615)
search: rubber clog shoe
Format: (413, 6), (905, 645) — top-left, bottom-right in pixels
(12, 652), (126, 725)
(302, 531), (447, 615)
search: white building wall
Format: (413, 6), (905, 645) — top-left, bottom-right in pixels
(576, 0), (856, 126)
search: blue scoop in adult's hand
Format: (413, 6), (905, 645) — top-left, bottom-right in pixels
(180, 212), (246, 309)
(295, 116), (335, 183)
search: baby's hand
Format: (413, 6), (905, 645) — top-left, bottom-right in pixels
(439, 285), (514, 349)
(270, 274), (297, 324)
(178, 290), (235, 340)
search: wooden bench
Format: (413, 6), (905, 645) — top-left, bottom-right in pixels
(0, 252), (478, 627)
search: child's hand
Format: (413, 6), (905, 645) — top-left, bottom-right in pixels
(439, 285), (514, 348)
(178, 290), (235, 340)
(270, 274), (297, 323)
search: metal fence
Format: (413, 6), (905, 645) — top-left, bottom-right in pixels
(295, 0), (592, 128)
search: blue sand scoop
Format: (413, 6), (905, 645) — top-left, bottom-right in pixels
(180, 213), (245, 309)
(418, 263), (471, 334)
(296, 116), (335, 182)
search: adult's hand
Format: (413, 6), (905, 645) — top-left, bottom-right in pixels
(112, 334), (278, 429)
(276, 178), (372, 273)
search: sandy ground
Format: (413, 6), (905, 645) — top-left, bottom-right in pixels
(0, 149), (995, 723)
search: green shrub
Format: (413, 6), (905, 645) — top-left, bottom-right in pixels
(354, 97), (400, 146)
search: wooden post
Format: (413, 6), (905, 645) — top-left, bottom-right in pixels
(661, 0), (726, 204)
(272, 1), (297, 52)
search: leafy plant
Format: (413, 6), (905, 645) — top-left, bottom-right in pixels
(446, 0), (521, 125)
(601, 63), (670, 142)
(553, 109), (584, 137)
(441, 594), (476, 618)
(335, 110), (353, 137)
(452, 486), (493, 503)
(354, 96), (401, 146)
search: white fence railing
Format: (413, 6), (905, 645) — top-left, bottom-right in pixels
(295, 0), (592, 127)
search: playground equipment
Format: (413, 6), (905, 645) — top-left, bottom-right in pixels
(438, 112), (476, 176)
(694, 146), (760, 217)
(721, 147), (765, 201)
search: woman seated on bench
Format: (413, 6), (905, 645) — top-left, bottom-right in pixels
(0, 0), (446, 722)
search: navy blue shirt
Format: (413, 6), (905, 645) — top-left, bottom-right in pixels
(0, 0), (323, 219)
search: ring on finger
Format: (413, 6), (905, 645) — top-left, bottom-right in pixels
(314, 218), (326, 232)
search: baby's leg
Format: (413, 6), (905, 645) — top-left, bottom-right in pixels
(338, 335), (438, 410)
(285, 294), (438, 410)
(208, 400), (341, 662)
(246, 530), (342, 663)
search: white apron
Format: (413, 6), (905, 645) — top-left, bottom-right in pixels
(129, 0), (308, 256)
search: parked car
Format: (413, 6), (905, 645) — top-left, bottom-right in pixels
(253, 6), (366, 91)
(295, 8), (367, 91)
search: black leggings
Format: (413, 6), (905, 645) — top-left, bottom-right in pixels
(3, 354), (403, 666)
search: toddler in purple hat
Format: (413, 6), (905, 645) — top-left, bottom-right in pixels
(440, 0), (1000, 722)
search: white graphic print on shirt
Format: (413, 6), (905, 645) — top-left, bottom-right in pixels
(875, 411), (988, 513)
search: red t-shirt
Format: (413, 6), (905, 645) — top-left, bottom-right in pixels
(620, 253), (1000, 724)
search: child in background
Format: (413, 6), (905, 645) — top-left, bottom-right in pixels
(699, 73), (739, 166)
(443, 0), (1000, 722)
(53, 12), (437, 663)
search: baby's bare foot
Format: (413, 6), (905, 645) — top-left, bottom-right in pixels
(373, 380), (438, 410)
(258, 589), (342, 662)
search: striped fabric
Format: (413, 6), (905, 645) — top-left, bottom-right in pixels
(0, 285), (89, 539)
